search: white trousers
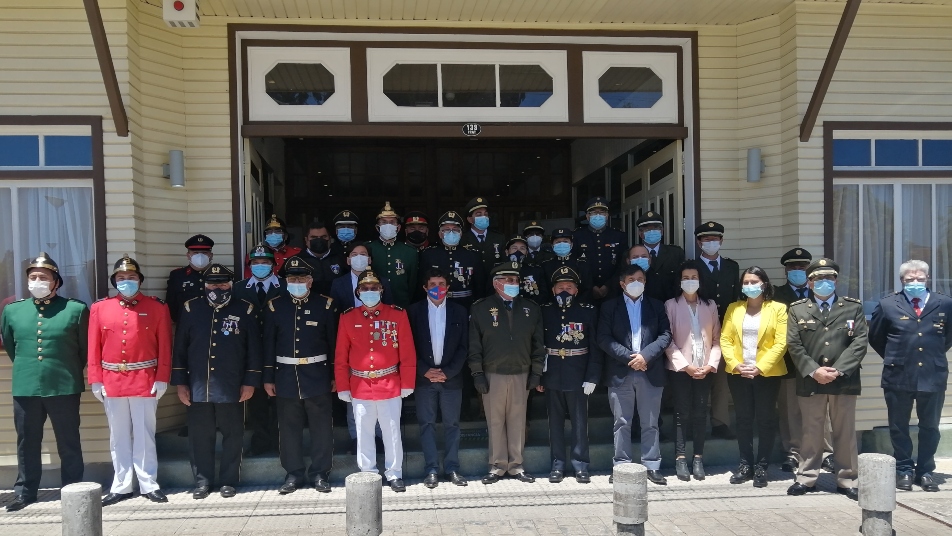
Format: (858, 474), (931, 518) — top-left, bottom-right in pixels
(352, 397), (403, 481)
(103, 397), (159, 494)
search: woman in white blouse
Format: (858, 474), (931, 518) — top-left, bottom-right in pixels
(664, 260), (722, 481)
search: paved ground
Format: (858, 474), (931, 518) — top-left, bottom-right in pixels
(3, 460), (952, 535)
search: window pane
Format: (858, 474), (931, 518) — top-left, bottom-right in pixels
(442, 64), (496, 108)
(863, 184), (894, 306)
(265, 63), (335, 105)
(935, 185), (952, 295)
(17, 187), (96, 305)
(923, 140), (952, 166)
(901, 184), (932, 264)
(0, 136), (40, 166)
(0, 188), (14, 309)
(833, 185), (860, 300)
(499, 65), (552, 107)
(384, 64), (438, 107)
(832, 139), (871, 167)
(44, 135), (93, 167)
(598, 67), (662, 109)
(875, 139), (918, 167)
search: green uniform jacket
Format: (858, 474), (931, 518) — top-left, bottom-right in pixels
(786, 296), (868, 397)
(366, 238), (418, 308)
(1, 296), (89, 397)
(774, 283), (813, 380)
(468, 293), (545, 376)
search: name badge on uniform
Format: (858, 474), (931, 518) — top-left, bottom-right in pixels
(899, 316), (910, 320)
(139, 313), (148, 316)
(306, 321), (319, 326)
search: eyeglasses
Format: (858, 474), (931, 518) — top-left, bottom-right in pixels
(902, 277), (928, 283)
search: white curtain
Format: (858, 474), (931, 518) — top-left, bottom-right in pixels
(863, 184), (894, 306)
(833, 184), (859, 299)
(936, 185), (952, 296)
(0, 188), (14, 308)
(901, 184), (933, 266)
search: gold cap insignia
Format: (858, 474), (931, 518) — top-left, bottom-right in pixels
(449, 212), (456, 217)
(560, 267), (569, 274)
(291, 260), (299, 266)
(343, 211), (350, 217)
(819, 260), (827, 266)
(796, 249), (802, 255)
(708, 222), (714, 228)
(647, 212), (654, 217)
(197, 237), (204, 242)
(212, 266), (221, 273)
(477, 197), (483, 202)
(511, 262), (519, 269)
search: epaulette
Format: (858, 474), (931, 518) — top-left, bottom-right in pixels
(183, 296), (200, 312)
(322, 295), (334, 309)
(542, 302), (553, 307)
(93, 297), (109, 303)
(461, 244), (475, 250)
(472, 297), (488, 306)
(581, 303), (596, 309)
(342, 307), (355, 315)
(12, 298), (27, 303)
(150, 296), (166, 304)
(389, 304), (404, 311)
(266, 295), (282, 312)
(842, 296), (862, 303)
(790, 298), (809, 306)
(242, 299), (255, 315)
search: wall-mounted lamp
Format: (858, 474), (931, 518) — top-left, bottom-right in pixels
(746, 148), (765, 183)
(162, 150), (185, 188)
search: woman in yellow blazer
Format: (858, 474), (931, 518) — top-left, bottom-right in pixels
(720, 266), (788, 489)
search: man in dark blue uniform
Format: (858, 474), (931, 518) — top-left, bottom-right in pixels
(524, 221), (554, 266)
(331, 209), (360, 255)
(295, 220), (347, 297)
(870, 259), (952, 493)
(541, 228), (593, 300)
(263, 256), (339, 494)
(502, 235), (549, 306)
(460, 197), (506, 274)
(573, 196), (627, 304)
(165, 234), (213, 323)
(538, 267), (602, 484)
(637, 211), (684, 303)
(171, 264), (262, 499)
(420, 211), (485, 311)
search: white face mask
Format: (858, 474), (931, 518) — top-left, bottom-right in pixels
(379, 224), (398, 241)
(287, 282), (309, 298)
(28, 280), (52, 299)
(680, 280), (700, 295)
(190, 253), (210, 269)
(700, 241), (721, 256)
(350, 254), (369, 273)
(625, 281), (645, 299)
(526, 235), (543, 249)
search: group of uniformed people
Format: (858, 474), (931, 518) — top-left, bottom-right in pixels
(2, 195), (949, 511)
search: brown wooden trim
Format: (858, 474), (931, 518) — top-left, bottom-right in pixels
(0, 115), (103, 126)
(825, 120), (952, 132)
(690, 32), (702, 254)
(0, 170), (93, 179)
(800, 0), (862, 142)
(82, 0), (128, 138)
(833, 169), (952, 179)
(350, 45), (369, 124)
(231, 23), (697, 40)
(242, 123), (688, 139)
(566, 48), (583, 124)
(823, 123), (834, 258)
(229, 24), (244, 274)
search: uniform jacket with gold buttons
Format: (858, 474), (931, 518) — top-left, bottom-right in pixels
(335, 304), (416, 400)
(263, 292), (338, 399)
(787, 295), (868, 396)
(87, 293), (172, 397)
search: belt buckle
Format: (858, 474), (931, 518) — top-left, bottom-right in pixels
(118, 362), (128, 372)
(298, 358), (309, 365)
(559, 348), (566, 358)
(368, 371), (377, 379)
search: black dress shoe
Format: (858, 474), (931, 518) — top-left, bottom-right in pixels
(675, 458), (690, 482)
(447, 472), (468, 486)
(781, 456), (798, 473)
(279, 481), (299, 494)
(314, 478), (332, 493)
(192, 486), (210, 500)
(549, 470), (564, 483)
(692, 457), (706, 481)
(144, 490), (168, 503)
(220, 486), (237, 498)
(752, 466), (768, 488)
(787, 482), (818, 495)
(481, 473), (501, 485)
(729, 464), (753, 484)
(646, 470), (667, 485)
(836, 486), (859, 501)
(513, 472), (536, 483)
(711, 424), (736, 440)
(5, 496), (36, 512)
(424, 473), (439, 489)
(576, 472), (591, 484)
(388, 479), (406, 492)
(822, 455), (835, 473)
(897, 473), (914, 491)
(916, 474), (940, 492)
(102, 492), (134, 506)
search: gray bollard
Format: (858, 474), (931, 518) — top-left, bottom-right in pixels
(613, 463), (648, 536)
(858, 453), (896, 536)
(345, 472), (383, 536)
(61, 482), (103, 536)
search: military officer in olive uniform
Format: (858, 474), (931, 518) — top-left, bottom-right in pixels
(367, 201), (419, 308)
(524, 221), (554, 266)
(637, 211), (685, 303)
(166, 234), (214, 323)
(573, 197), (628, 304)
(263, 256), (339, 494)
(541, 228), (593, 300)
(538, 267), (602, 484)
(1, 253), (88, 512)
(501, 235), (549, 306)
(786, 258), (867, 501)
(171, 264), (263, 499)
(420, 211), (486, 311)
(460, 197), (507, 274)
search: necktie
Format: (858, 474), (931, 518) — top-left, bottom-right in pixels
(478, 235), (485, 243)
(650, 249), (657, 260)
(709, 260), (719, 274)
(821, 301), (830, 320)
(912, 298), (922, 316)
(256, 281), (266, 304)
(504, 300), (512, 310)
(797, 288), (806, 300)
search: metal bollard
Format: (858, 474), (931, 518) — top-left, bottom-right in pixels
(345, 472), (383, 536)
(613, 464), (648, 536)
(858, 453), (896, 536)
(61, 482), (103, 536)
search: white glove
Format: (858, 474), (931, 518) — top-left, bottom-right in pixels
(582, 382), (596, 396)
(151, 381), (168, 400)
(401, 389), (413, 398)
(338, 391), (353, 403)
(91, 383), (105, 403)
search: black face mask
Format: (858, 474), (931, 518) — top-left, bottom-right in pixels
(309, 238), (329, 254)
(556, 291), (573, 307)
(406, 230), (427, 245)
(206, 288), (231, 307)
(509, 251), (525, 263)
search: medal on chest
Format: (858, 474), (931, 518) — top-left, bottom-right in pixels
(557, 322), (585, 344)
(394, 259), (405, 276)
(846, 319), (854, 337)
(331, 264), (340, 275)
(490, 307), (499, 327)
(493, 243), (500, 258)
(222, 315), (240, 336)
(522, 275), (539, 295)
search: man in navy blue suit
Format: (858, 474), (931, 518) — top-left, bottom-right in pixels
(596, 264), (671, 485)
(408, 268), (470, 488)
(870, 259), (952, 493)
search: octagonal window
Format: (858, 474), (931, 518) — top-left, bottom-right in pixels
(266, 63), (335, 105)
(598, 67), (662, 109)
(384, 64), (439, 107)
(500, 65), (553, 107)
(442, 64), (496, 107)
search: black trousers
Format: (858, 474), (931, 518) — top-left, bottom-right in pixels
(12, 394), (84, 499)
(277, 393), (333, 483)
(884, 388), (946, 477)
(187, 402), (244, 488)
(727, 374), (780, 467)
(246, 388), (278, 451)
(668, 370), (713, 457)
(546, 388), (590, 473)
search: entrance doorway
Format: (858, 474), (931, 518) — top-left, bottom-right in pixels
(621, 140), (684, 247)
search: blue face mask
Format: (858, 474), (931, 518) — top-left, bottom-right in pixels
(116, 280), (139, 298)
(473, 216), (490, 231)
(643, 229), (662, 245)
(589, 214), (607, 230)
(904, 281), (927, 299)
(503, 284), (520, 298)
(442, 230), (461, 246)
(630, 257), (650, 271)
(553, 243), (572, 257)
(741, 284), (763, 299)
(812, 279), (836, 298)
(787, 269), (807, 287)
(359, 290), (381, 307)
(336, 227), (356, 243)
(264, 233), (283, 248)
(250, 264), (272, 279)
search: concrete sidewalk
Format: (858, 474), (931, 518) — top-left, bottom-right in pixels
(3, 460), (952, 535)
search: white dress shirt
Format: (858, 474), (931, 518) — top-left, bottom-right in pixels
(427, 299), (447, 366)
(246, 273), (279, 292)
